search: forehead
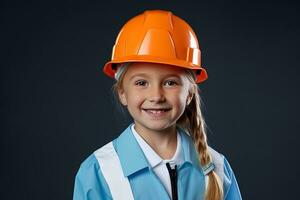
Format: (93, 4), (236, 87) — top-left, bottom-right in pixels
(124, 62), (185, 78)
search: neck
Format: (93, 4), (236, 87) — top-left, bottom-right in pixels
(134, 123), (178, 160)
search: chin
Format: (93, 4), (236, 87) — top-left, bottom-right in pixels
(141, 121), (176, 132)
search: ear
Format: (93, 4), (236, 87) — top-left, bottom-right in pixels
(118, 88), (127, 106)
(186, 91), (194, 106)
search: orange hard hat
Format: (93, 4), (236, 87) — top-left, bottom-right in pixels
(103, 10), (208, 83)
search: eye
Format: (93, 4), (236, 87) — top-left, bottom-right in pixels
(134, 80), (148, 86)
(164, 80), (178, 87)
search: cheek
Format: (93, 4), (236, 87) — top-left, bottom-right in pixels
(126, 90), (145, 106)
(168, 89), (189, 109)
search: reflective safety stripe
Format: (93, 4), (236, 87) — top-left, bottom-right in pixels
(94, 142), (224, 199)
(94, 142), (134, 200)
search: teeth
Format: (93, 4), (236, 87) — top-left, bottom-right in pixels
(147, 109), (165, 114)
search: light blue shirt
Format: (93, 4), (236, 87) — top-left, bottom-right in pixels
(73, 125), (242, 200)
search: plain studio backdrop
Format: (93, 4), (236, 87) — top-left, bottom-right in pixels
(1, 0), (299, 199)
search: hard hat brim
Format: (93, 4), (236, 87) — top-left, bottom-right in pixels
(103, 55), (208, 83)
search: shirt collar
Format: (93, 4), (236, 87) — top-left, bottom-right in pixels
(113, 123), (201, 177)
(131, 124), (183, 169)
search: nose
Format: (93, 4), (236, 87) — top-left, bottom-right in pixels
(147, 84), (165, 103)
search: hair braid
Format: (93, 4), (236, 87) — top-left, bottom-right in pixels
(177, 71), (224, 200)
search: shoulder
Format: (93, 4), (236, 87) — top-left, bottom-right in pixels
(207, 146), (242, 199)
(77, 140), (116, 174)
(76, 153), (100, 180)
(73, 143), (114, 200)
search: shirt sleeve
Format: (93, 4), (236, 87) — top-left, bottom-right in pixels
(73, 154), (113, 200)
(223, 156), (242, 200)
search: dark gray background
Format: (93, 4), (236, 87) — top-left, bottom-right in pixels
(1, 0), (299, 199)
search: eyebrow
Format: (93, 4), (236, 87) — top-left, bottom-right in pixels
(129, 73), (181, 81)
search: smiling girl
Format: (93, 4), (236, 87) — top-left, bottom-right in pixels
(73, 10), (242, 200)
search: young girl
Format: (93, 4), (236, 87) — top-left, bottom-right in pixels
(73, 10), (242, 200)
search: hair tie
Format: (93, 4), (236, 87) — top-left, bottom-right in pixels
(202, 162), (215, 175)
(114, 63), (129, 81)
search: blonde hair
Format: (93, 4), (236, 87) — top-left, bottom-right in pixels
(177, 70), (224, 200)
(112, 63), (223, 200)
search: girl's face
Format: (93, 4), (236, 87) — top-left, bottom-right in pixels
(118, 62), (194, 133)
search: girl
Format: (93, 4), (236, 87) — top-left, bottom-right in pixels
(73, 10), (242, 200)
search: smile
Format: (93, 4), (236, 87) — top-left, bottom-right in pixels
(142, 108), (171, 117)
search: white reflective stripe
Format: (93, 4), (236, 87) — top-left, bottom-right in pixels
(208, 146), (224, 185)
(94, 142), (134, 200)
(205, 175), (209, 191)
